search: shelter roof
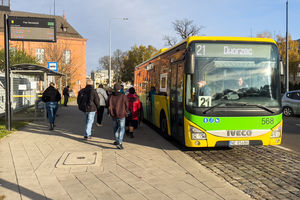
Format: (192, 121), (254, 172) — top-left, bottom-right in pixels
(10, 64), (65, 76)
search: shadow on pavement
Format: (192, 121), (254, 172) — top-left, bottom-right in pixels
(23, 103), (178, 151)
(0, 178), (52, 200)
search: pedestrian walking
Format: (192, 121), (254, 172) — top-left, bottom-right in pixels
(42, 82), (61, 130)
(109, 83), (128, 149)
(120, 84), (125, 94)
(77, 79), (100, 140)
(106, 87), (113, 115)
(63, 85), (70, 106)
(126, 87), (141, 138)
(95, 84), (108, 126)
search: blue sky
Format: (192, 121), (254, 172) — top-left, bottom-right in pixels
(10, 0), (300, 75)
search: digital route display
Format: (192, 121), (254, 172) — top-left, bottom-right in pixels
(195, 43), (272, 59)
(8, 16), (56, 42)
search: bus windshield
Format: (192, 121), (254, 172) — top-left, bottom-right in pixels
(186, 42), (281, 112)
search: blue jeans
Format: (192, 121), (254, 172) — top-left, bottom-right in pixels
(85, 112), (96, 137)
(46, 102), (58, 124)
(113, 118), (125, 144)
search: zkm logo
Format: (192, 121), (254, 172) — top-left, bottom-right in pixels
(227, 130), (252, 137)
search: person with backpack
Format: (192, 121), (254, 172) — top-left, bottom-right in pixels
(77, 79), (100, 140)
(109, 83), (128, 149)
(126, 87), (141, 138)
(95, 84), (108, 126)
(42, 82), (61, 130)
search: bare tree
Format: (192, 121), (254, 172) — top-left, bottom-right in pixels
(113, 49), (126, 82)
(98, 49), (127, 82)
(44, 42), (79, 89)
(98, 56), (109, 70)
(163, 35), (177, 47)
(163, 18), (204, 47)
(173, 18), (204, 39)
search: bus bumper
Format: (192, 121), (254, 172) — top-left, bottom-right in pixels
(184, 117), (282, 148)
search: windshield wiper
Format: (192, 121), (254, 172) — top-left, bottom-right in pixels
(202, 103), (274, 114)
(242, 103), (275, 114)
(202, 103), (225, 114)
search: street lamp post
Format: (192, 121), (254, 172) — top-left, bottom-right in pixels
(109, 17), (128, 87)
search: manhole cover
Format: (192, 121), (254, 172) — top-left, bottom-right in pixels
(56, 151), (102, 168)
(64, 152), (97, 165)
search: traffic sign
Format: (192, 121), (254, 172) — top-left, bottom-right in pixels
(48, 62), (58, 72)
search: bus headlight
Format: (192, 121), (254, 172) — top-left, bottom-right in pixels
(190, 126), (207, 140)
(271, 125), (282, 138)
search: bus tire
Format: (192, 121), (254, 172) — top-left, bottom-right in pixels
(160, 112), (170, 139)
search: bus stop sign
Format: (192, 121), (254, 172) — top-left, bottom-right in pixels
(48, 62), (58, 72)
(8, 16), (56, 42)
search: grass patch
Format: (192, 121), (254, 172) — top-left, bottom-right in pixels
(60, 96), (76, 106)
(0, 119), (29, 140)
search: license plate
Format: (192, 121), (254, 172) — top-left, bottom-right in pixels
(229, 140), (249, 146)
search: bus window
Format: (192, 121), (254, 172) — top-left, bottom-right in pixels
(177, 64), (184, 103)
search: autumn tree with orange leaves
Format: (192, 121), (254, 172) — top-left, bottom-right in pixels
(276, 35), (300, 83)
(257, 32), (300, 83)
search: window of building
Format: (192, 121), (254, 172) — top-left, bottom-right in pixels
(36, 48), (44, 63)
(63, 50), (71, 64)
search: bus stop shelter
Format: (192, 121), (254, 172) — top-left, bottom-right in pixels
(9, 64), (66, 121)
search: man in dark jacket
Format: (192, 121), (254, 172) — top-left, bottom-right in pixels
(42, 82), (61, 130)
(109, 83), (128, 149)
(77, 79), (100, 140)
(63, 85), (70, 106)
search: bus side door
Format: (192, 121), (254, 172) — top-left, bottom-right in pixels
(170, 62), (184, 143)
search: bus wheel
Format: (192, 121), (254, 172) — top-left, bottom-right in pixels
(283, 107), (293, 117)
(160, 114), (169, 138)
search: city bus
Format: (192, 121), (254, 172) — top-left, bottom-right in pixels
(134, 36), (282, 147)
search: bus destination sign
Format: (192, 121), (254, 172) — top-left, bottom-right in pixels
(8, 16), (56, 42)
(195, 43), (271, 59)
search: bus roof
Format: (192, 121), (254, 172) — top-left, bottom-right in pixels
(135, 36), (277, 69)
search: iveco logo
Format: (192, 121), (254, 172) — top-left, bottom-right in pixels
(227, 130), (252, 137)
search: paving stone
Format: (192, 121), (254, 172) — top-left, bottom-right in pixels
(184, 146), (300, 200)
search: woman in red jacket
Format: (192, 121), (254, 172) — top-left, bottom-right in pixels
(126, 87), (141, 138)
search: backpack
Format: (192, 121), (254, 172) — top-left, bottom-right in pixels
(127, 95), (139, 119)
(78, 90), (90, 112)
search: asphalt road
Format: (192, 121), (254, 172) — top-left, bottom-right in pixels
(281, 116), (300, 154)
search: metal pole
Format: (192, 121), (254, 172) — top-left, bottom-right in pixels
(4, 14), (11, 130)
(286, 0), (289, 92)
(109, 20), (112, 87)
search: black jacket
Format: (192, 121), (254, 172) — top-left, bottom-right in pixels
(63, 87), (69, 96)
(42, 86), (61, 102)
(77, 85), (100, 112)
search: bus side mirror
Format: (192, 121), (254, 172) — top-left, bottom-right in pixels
(185, 52), (195, 74)
(280, 60), (284, 76)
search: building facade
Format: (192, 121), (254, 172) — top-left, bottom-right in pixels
(0, 4), (87, 95)
(91, 70), (115, 87)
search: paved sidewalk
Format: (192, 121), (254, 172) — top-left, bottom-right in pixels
(0, 102), (251, 200)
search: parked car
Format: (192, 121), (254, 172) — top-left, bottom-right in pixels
(282, 90), (300, 117)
